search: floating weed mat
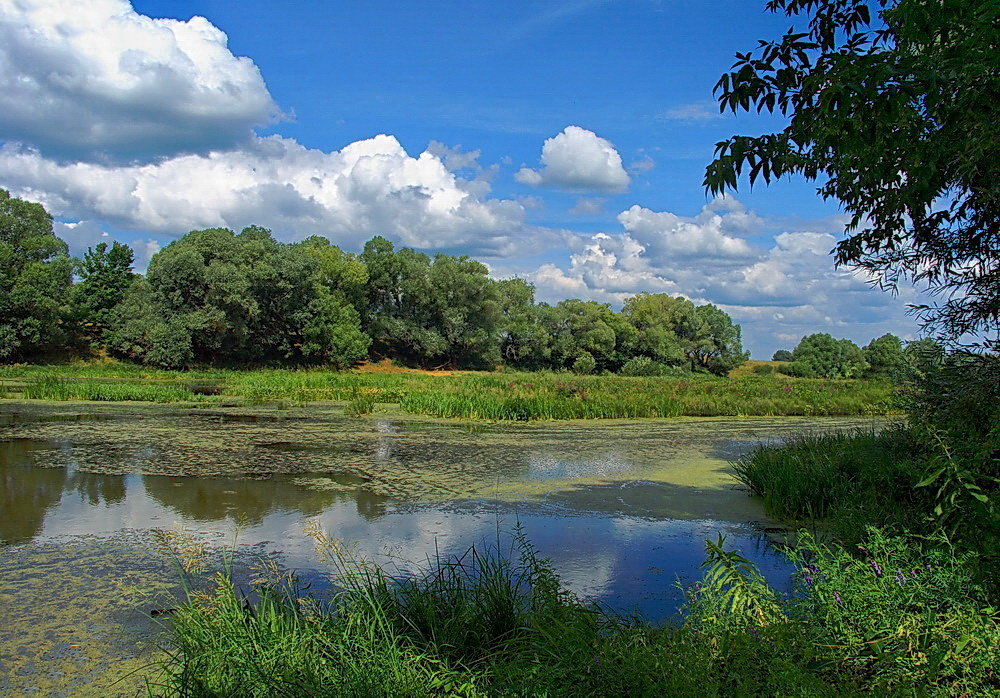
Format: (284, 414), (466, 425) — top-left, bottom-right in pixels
(19, 377), (205, 403)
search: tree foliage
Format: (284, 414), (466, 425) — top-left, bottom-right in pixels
(0, 191), (752, 374)
(705, 0), (999, 348)
(788, 333), (868, 378)
(0, 189), (72, 361)
(70, 241), (135, 342)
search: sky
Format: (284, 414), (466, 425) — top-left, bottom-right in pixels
(0, 0), (928, 357)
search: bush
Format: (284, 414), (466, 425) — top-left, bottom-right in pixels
(571, 352), (596, 375)
(772, 349), (793, 362)
(619, 356), (677, 376)
(751, 363), (777, 375)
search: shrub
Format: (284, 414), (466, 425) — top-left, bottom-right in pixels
(619, 356), (676, 376)
(571, 352), (596, 375)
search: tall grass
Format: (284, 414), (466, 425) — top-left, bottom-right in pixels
(399, 373), (897, 421)
(732, 425), (919, 521)
(154, 527), (1000, 696)
(19, 377), (203, 403)
(5, 361), (898, 419)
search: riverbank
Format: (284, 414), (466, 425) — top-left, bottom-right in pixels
(0, 362), (898, 420)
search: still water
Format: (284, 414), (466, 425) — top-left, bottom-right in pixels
(0, 402), (880, 695)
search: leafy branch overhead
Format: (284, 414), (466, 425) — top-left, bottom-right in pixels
(705, 0), (999, 347)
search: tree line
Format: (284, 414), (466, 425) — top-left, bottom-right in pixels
(770, 333), (943, 382)
(1, 189), (750, 374)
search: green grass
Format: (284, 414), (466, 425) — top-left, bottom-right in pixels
(732, 426), (920, 521)
(18, 377), (205, 403)
(153, 527), (1000, 697)
(3, 361), (898, 419)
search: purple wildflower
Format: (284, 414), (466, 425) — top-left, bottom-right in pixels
(833, 591), (842, 604)
(871, 560), (883, 577)
(804, 575), (814, 585)
(895, 570), (907, 586)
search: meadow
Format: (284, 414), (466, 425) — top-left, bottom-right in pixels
(0, 362), (898, 420)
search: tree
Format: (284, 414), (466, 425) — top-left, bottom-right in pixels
(70, 241), (135, 342)
(107, 227), (369, 367)
(545, 299), (636, 372)
(0, 189), (72, 361)
(496, 278), (551, 369)
(861, 333), (907, 380)
(788, 333), (868, 378)
(621, 293), (693, 367)
(772, 349), (793, 362)
(692, 303), (750, 375)
(705, 0), (999, 348)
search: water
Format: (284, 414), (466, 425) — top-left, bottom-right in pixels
(0, 402), (881, 695)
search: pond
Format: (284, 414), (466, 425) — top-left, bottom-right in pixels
(0, 401), (883, 696)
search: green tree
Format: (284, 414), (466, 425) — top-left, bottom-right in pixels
(107, 227), (368, 367)
(861, 333), (907, 381)
(70, 241), (135, 342)
(772, 349), (793, 362)
(621, 293), (692, 367)
(789, 333), (868, 378)
(496, 278), (551, 369)
(0, 190), (72, 361)
(705, 0), (999, 348)
(692, 303), (750, 375)
(903, 337), (945, 377)
(545, 299), (636, 371)
(105, 277), (193, 369)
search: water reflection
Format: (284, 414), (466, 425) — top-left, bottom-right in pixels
(0, 440), (69, 543)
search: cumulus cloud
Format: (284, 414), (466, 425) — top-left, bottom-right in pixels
(617, 196), (757, 261)
(2, 135), (554, 256)
(0, 0), (278, 163)
(515, 126), (630, 193)
(519, 197), (922, 356)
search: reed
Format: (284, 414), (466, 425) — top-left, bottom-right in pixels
(155, 526), (999, 696)
(6, 361), (898, 420)
(19, 377), (202, 403)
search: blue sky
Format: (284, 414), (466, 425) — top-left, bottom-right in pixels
(0, 0), (926, 357)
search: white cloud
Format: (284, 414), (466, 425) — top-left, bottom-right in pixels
(628, 156), (655, 173)
(660, 103), (723, 122)
(515, 126), (630, 193)
(3, 135), (554, 256)
(518, 197), (922, 356)
(616, 196), (757, 261)
(424, 141), (482, 173)
(0, 0), (278, 163)
(569, 197), (606, 216)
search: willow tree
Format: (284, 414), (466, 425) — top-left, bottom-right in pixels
(705, 0), (999, 348)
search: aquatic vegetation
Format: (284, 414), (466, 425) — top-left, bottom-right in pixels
(5, 362), (897, 419)
(398, 373), (897, 421)
(19, 377), (205, 403)
(156, 527), (1000, 696)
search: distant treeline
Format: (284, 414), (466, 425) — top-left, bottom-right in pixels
(767, 333), (944, 382)
(2, 189), (750, 373)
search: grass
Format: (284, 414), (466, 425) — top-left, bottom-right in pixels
(732, 425), (920, 521)
(2, 361), (899, 418)
(153, 526), (1000, 697)
(18, 377), (205, 403)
